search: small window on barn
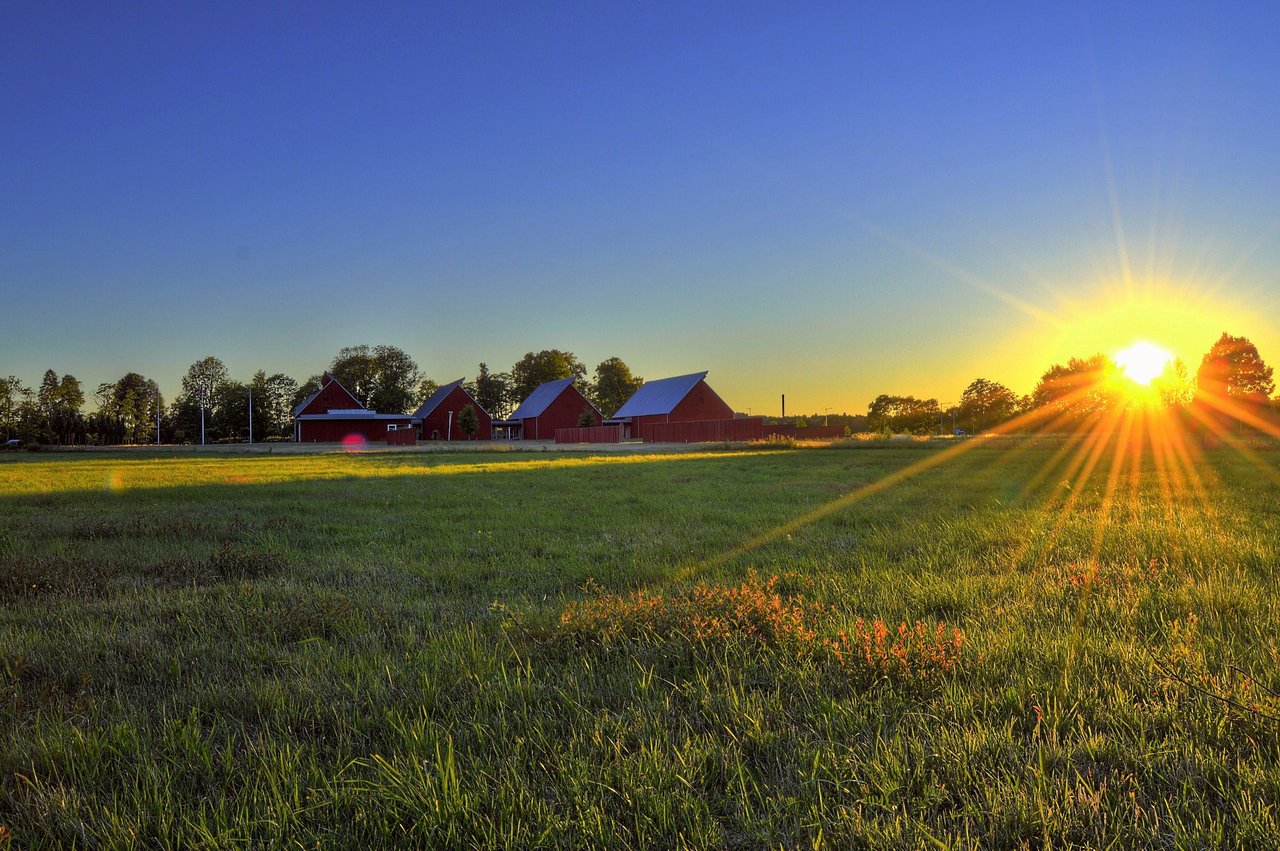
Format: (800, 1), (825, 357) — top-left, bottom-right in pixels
(387, 424), (397, 432)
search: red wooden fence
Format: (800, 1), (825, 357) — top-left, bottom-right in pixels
(639, 417), (765, 443)
(554, 425), (624, 444)
(386, 429), (417, 445)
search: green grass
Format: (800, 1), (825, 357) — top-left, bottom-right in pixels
(2, 441), (1279, 848)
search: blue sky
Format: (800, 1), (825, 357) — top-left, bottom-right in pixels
(4, 2), (1280, 413)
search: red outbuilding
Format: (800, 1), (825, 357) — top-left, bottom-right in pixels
(293, 373), (414, 443)
(607, 371), (734, 439)
(412, 379), (492, 440)
(495, 378), (601, 440)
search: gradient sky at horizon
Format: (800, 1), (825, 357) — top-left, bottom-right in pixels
(5, 2), (1280, 414)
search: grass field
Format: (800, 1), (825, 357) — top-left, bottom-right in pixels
(2, 440), (1279, 848)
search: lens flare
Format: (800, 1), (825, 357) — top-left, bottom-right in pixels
(1114, 341), (1174, 386)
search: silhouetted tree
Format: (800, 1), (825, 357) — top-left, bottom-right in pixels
(957, 378), (1017, 433)
(250, 371), (299, 439)
(1031, 355), (1116, 424)
(470, 363), (511, 418)
(592, 357), (644, 417)
(509, 350), (586, 403)
(94, 373), (161, 444)
(1197, 333), (1274, 403)
(867, 395), (941, 434)
(330, 345), (422, 413)
(0, 376), (31, 441)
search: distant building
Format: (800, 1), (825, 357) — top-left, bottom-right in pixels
(293, 373), (413, 442)
(494, 378), (601, 440)
(607, 371), (733, 439)
(412, 379), (492, 440)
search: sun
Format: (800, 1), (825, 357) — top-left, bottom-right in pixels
(1114, 340), (1174, 386)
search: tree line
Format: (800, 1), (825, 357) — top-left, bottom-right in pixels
(0, 346), (646, 446)
(865, 332), (1276, 435)
(4, 332), (1273, 446)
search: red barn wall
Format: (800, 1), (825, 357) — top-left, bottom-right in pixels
(298, 418), (412, 443)
(670, 379), (733, 422)
(525, 384), (600, 439)
(300, 381), (363, 415)
(419, 386), (492, 440)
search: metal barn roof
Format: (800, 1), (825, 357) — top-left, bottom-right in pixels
(509, 377), (576, 420)
(611, 371), (708, 419)
(297, 411), (410, 421)
(410, 379), (494, 422)
(410, 379), (464, 421)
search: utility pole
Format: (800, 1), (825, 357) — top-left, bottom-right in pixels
(200, 388), (206, 446)
(155, 390), (161, 445)
(248, 386), (253, 444)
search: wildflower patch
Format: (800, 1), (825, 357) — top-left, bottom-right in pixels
(556, 574), (964, 683)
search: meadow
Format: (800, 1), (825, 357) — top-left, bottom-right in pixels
(1, 439), (1278, 848)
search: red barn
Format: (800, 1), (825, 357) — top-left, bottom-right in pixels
(495, 378), (601, 440)
(412, 379), (492, 440)
(608, 371), (734, 439)
(293, 373), (413, 442)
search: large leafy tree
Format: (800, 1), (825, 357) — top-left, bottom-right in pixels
(957, 378), (1017, 433)
(251, 371), (299, 439)
(181, 356), (229, 407)
(0, 376), (31, 441)
(329, 345), (422, 413)
(592, 357), (643, 418)
(93, 373), (161, 444)
(1196, 332), (1274, 403)
(34, 370), (86, 444)
(174, 356), (229, 441)
(509, 350), (586, 404)
(469, 363), (511, 418)
(1031, 355), (1116, 422)
(866, 394), (941, 434)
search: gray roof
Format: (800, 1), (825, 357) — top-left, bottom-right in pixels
(297, 411), (410, 421)
(509, 377), (583, 420)
(410, 379), (486, 422)
(611, 371), (708, 419)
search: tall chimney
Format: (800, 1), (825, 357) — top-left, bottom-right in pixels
(781, 394), (786, 418)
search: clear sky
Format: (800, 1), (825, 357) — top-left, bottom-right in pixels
(4, 2), (1280, 414)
